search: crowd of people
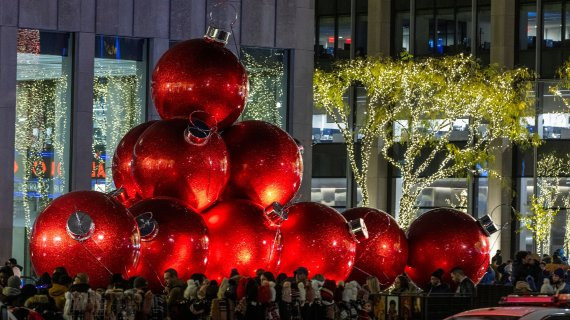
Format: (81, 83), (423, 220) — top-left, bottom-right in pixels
(478, 248), (570, 295)
(0, 249), (569, 320)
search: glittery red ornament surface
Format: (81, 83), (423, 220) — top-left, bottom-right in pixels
(343, 207), (408, 289)
(129, 198), (209, 291)
(202, 200), (281, 282)
(112, 121), (157, 201)
(30, 191), (140, 289)
(132, 119), (229, 212)
(405, 208), (490, 290)
(152, 38), (248, 130)
(279, 202), (356, 281)
(222, 120), (302, 209)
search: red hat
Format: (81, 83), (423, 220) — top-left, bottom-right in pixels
(321, 279), (336, 302)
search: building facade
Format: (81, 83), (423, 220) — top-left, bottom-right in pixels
(0, 0), (315, 274)
(312, 0), (570, 259)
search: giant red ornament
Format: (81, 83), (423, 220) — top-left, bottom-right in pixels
(222, 120), (303, 209)
(129, 198), (209, 291)
(343, 207), (408, 289)
(151, 38), (248, 130)
(405, 208), (491, 290)
(112, 121), (157, 201)
(132, 119), (229, 211)
(30, 191), (140, 289)
(202, 200), (281, 282)
(279, 202), (359, 281)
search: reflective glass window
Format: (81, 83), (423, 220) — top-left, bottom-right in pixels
(240, 47), (289, 129)
(92, 36), (146, 192)
(13, 30), (72, 272)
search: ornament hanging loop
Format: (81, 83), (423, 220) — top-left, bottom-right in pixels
(185, 111), (216, 146)
(206, 1), (238, 44)
(348, 218), (369, 242)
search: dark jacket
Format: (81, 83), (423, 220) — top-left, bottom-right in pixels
(427, 283), (451, 294)
(456, 278), (476, 296)
(69, 283), (91, 293)
(165, 279), (186, 319)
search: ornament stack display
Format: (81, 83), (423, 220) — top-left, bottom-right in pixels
(29, 21), (497, 289)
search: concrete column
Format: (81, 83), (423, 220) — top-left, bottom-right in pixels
(147, 38), (169, 121)
(367, 0), (391, 56)
(490, 0), (515, 68)
(70, 32), (95, 191)
(0, 26), (17, 260)
(288, 0), (314, 202)
(488, 1), (516, 259)
(487, 139), (514, 260)
(365, 0), (390, 210)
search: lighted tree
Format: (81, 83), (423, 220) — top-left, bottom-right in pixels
(520, 153), (570, 255)
(314, 54), (536, 229)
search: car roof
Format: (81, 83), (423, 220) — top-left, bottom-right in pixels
(448, 307), (570, 320)
(450, 307), (548, 317)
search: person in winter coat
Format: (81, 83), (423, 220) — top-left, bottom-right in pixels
(391, 275), (420, 295)
(552, 268), (569, 294)
(320, 280), (336, 320)
(0, 266), (13, 291)
(540, 278), (555, 295)
(426, 269), (451, 294)
(163, 268), (187, 320)
(104, 273), (138, 320)
(259, 272), (279, 320)
(64, 273), (101, 320)
(451, 268), (476, 296)
(49, 273), (73, 311)
(0, 275), (21, 306)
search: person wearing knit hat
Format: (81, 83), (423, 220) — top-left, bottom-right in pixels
(426, 269), (451, 295)
(552, 268), (569, 294)
(0, 275), (21, 306)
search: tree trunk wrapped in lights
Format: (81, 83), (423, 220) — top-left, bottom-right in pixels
(314, 54), (536, 230)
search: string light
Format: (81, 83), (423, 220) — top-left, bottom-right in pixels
(240, 50), (286, 128)
(92, 62), (143, 191)
(314, 54), (536, 230)
(15, 72), (69, 237)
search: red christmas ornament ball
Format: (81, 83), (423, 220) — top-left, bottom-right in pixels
(279, 202), (357, 281)
(405, 208), (491, 290)
(30, 191), (140, 289)
(129, 198), (209, 291)
(152, 38), (248, 130)
(132, 119), (229, 212)
(222, 120), (303, 209)
(112, 121), (157, 201)
(343, 207), (408, 289)
(202, 200), (281, 282)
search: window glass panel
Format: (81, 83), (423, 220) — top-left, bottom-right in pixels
(337, 15), (352, 58)
(241, 47), (289, 129)
(477, 6), (491, 64)
(518, 177), (534, 252)
(538, 81), (570, 139)
(92, 36), (146, 192)
(542, 3), (567, 78)
(518, 4), (537, 70)
(456, 8), (472, 54)
(415, 9), (434, 56)
(435, 9), (455, 54)
(544, 3), (562, 48)
(394, 12), (410, 54)
(317, 16), (335, 59)
(13, 30), (72, 274)
(477, 178), (489, 218)
(356, 14), (367, 56)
